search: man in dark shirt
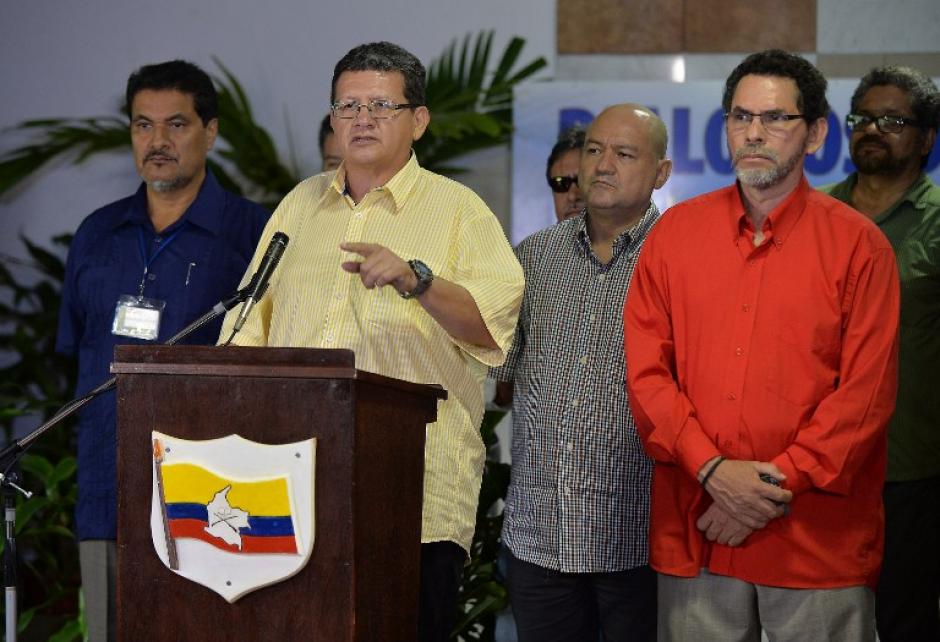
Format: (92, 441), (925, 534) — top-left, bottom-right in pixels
(821, 65), (940, 642)
(56, 59), (269, 642)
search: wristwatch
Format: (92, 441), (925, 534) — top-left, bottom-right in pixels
(400, 259), (434, 299)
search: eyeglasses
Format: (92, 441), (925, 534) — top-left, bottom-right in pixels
(548, 175), (578, 193)
(845, 113), (922, 134)
(725, 109), (808, 135)
(330, 99), (421, 120)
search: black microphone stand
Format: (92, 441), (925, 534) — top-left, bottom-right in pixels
(0, 286), (249, 642)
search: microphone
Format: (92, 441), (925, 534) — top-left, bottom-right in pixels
(233, 232), (289, 332)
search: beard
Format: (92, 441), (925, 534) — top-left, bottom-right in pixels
(850, 135), (904, 175)
(147, 176), (191, 193)
(732, 144), (804, 190)
(140, 149), (194, 193)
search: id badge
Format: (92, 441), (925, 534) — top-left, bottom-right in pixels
(112, 294), (166, 340)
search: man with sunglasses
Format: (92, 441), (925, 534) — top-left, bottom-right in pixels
(547, 126), (587, 222)
(219, 42), (523, 642)
(492, 104), (671, 641)
(821, 65), (940, 642)
(625, 50), (900, 640)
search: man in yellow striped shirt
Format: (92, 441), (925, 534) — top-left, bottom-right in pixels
(219, 41), (523, 641)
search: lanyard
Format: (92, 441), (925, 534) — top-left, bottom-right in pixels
(137, 225), (186, 297)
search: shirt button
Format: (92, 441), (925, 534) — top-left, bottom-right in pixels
(334, 291), (344, 300)
(579, 355), (588, 365)
(354, 211), (363, 219)
(727, 393), (736, 400)
(590, 314), (597, 322)
(325, 332), (334, 343)
(571, 399), (580, 407)
(567, 443), (573, 452)
(147, 273), (156, 281)
(597, 273), (606, 282)
(741, 304), (750, 312)
(154, 237), (162, 243)
(735, 347), (743, 356)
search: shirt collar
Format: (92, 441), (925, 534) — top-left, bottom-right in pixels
(329, 151), (421, 213)
(109, 169), (226, 235)
(879, 172), (933, 217)
(574, 201), (661, 258)
(831, 172), (933, 223)
(572, 209), (590, 252)
(729, 175), (809, 247)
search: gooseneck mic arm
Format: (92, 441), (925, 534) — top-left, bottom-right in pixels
(0, 275), (256, 466)
(2, 231), (291, 463)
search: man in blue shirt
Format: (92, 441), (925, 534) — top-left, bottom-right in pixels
(55, 59), (269, 641)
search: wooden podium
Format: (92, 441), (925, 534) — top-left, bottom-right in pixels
(112, 345), (446, 641)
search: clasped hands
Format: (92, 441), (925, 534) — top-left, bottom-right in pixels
(696, 458), (792, 548)
(340, 242), (417, 296)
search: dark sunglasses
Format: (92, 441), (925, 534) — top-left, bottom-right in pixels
(548, 175), (578, 193)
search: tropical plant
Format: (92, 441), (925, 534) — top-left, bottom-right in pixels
(418, 31), (547, 174)
(0, 30), (544, 641)
(0, 235), (82, 641)
(0, 31), (547, 207)
(452, 408), (510, 641)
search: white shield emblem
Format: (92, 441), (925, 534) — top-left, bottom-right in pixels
(150, 431), (315, 603)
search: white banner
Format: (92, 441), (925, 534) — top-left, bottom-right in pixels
(511, 80), (940, 244)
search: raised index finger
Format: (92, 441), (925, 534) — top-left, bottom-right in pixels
(340, 242), (381, 258)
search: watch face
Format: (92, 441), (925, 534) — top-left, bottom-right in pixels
(400, 259), (433, 299)
(411, 259), (433, 283)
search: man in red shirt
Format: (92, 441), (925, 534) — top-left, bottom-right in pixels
(624, 50), (900, 640)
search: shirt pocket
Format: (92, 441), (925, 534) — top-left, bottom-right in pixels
(76, 264), (135, 345)
(765, 320), (840, 407)
(364, 283), (428, 340)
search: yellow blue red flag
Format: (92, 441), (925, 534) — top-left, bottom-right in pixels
(161, 462), (297, 554)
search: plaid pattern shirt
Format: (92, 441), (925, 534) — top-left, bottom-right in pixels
(491, 203), (660, 573)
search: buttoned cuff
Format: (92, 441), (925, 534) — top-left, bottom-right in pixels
(771, 451), (812, 496)
(675, 419), (722, 481)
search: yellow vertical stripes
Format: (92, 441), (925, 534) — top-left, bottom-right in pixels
(219, 154), (523, 551)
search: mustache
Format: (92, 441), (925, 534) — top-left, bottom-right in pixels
(733, 145), (779, 163)
(145, 149), (177, 162)
(854, 135), (889, 150)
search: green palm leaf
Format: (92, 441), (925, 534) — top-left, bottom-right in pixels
(0, 117), (127, 196)
(416, 31), (547, 173)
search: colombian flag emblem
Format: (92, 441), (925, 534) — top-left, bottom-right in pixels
(150, 431), (315, 603)
(161, 463), (298, 554)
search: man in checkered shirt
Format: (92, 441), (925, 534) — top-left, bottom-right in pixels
(491, 103), (672, 642)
